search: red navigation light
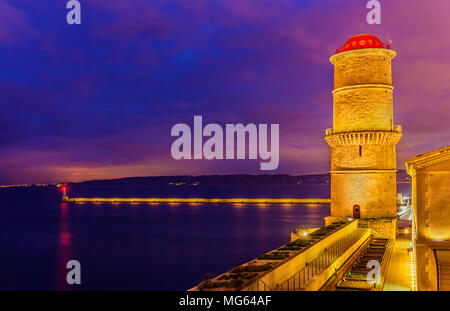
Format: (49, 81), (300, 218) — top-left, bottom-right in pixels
(61, 186), (67, 192)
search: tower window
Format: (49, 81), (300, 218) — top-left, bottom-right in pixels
(359, 145), (362, 157)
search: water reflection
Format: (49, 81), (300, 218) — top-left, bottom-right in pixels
(57, 203), (72, 290)
(0, 184), (336, 290)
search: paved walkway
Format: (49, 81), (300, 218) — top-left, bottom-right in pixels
(383, 234), (413, 291)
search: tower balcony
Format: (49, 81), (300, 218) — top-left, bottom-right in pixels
(325, 126), (402, 147)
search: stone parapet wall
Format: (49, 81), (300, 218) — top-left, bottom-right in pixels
(358, 218), (398, 240)
(325, 217), (397, 240)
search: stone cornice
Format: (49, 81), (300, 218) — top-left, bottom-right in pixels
(332, 84), (393, 95)
(406, 145), (450, 176)
(330, 48), (397, 65)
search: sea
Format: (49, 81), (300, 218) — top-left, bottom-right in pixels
(0, 183), (411, 290)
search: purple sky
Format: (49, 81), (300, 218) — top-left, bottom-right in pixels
(1, 0), (449, 184)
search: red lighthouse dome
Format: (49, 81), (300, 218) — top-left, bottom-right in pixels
(336, 34), (389, 54)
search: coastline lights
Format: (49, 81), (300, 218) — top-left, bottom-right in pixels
(410, 242), (415, 290)
(411, 209), (417, 291)
(64, 197), (331, 204)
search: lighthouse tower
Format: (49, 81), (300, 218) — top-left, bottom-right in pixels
(325, 34), (402, 220)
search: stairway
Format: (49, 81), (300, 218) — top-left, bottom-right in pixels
(334, 238), (390, 291)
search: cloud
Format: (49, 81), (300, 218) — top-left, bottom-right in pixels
(0, 1), (37, 45)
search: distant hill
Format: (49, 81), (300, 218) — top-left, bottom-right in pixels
(68, 170), (410, 186)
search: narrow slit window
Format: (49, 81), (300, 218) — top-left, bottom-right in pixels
(359, 145), (362, 157)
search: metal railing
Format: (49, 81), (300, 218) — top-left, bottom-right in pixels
(375, 238), (394, 290)
(274, 228), (368, 291)
(320, 235), (374, 291)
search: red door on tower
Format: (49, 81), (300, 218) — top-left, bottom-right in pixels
(353, 204), (361, 219)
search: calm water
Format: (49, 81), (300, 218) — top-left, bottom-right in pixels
(0, 183), (410, 290)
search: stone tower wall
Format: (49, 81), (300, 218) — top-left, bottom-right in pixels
(326, 47), (401, 219)
(330, 172), (397, 218)
(333, 86), (393, 132)
(333, 50), (393, 88)
(329, 136), (398, 170)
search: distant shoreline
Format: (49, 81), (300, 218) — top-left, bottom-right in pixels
(1, 170), (411, 187)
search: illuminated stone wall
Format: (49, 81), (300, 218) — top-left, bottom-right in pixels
(330, 143), (397, 170)
(326, 47), (401, 219)
(413, 161), (450, 291)
(414, 163), (450, 240)
(415, 244), (438, 291)
(331, 172), (397, 218)
(358, 218), (397, 240)
(333, 86), (393, 132)
(406, 146), (450, 291)
(191, 220), (366, 291)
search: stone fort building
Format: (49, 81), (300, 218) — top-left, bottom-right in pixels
(407, 146), (450, 290)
